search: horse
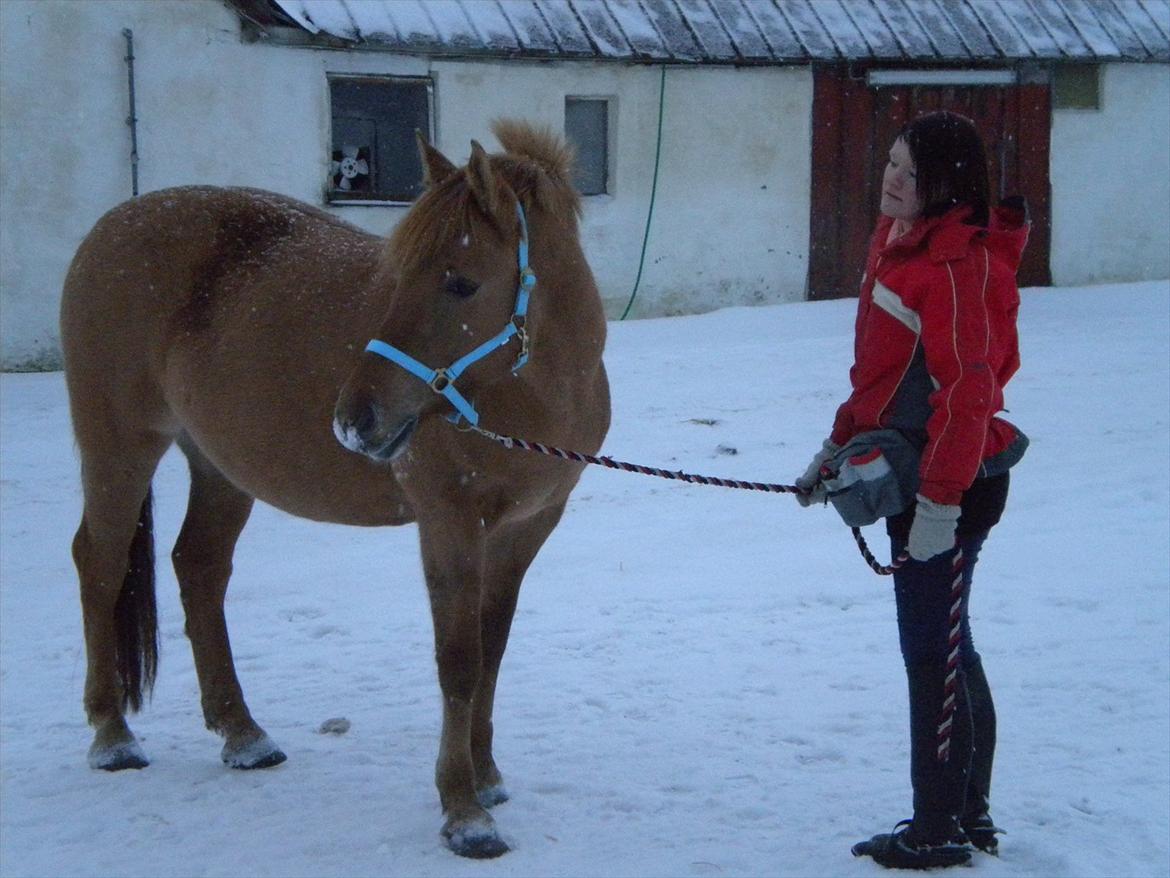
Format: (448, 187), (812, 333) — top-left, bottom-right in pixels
(59, 120), (611, 859)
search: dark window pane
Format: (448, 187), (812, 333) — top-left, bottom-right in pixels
(1053, 64), (1100, 110)
(565, 98), (608, 196)
(329, 77), (431, 201)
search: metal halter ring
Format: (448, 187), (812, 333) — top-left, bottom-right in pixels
(510, 315), (530, 365)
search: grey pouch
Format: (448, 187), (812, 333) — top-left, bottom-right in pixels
(821, 430), (921, 527)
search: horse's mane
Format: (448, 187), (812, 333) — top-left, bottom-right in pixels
(386, 120), (582, 274)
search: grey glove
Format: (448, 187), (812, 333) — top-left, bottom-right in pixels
(794, 439), (839, 507)
(907, 494), (960, 561)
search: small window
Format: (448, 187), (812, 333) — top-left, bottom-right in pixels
(565, 98), (610, 196)
(328, 76), (432, 203)
(1053, 64), (1100, 110)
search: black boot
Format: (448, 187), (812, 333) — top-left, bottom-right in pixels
(959, 658), (1002, 853)
(960, 813), (1002, 855)
(852, 819), (971, 870)
(853, 663), (975, 869)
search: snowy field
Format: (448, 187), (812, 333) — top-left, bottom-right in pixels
(1, 280), (1167, 878)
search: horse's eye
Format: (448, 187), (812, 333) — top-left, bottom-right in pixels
(443, 271), (480, 299)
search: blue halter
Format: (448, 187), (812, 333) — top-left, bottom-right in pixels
(364, 201), (535, 427)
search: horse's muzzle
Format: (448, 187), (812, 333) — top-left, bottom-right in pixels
(332, 405), (418, 462)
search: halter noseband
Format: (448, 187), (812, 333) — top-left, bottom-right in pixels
(364, 200), (536, 427)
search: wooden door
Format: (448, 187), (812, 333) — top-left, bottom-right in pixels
(808, 65), (1051, 300)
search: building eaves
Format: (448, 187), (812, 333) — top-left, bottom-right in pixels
(241, 0), (1170, 62)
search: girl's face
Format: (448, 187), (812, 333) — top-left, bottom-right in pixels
(880, 137), (921, 222)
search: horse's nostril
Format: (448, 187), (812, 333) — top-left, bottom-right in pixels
(351, 403), (378, 438)
(333, 398), (382, 454)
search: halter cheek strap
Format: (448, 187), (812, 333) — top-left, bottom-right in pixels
(364, 200), (536, 427)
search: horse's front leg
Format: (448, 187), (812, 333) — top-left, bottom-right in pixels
(418, 515), (507, 859)
(473, 501), (569, 809)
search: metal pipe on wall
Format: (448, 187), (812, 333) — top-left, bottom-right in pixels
(122, 28), (139, 197)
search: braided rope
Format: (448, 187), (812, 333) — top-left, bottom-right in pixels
(465, 423), (907, 576)
(937, 546), (966, 762)
(850, 527), (908, 575)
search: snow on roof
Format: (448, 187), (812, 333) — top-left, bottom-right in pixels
(255, 0), (1170, 62)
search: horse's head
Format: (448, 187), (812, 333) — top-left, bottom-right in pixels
(334, 123), (577, 462)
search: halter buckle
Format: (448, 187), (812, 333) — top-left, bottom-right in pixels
(510, 315), (530, 371)
(429, 369), (451, 393)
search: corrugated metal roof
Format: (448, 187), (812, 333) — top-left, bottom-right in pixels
(258, 0), (1170, 62)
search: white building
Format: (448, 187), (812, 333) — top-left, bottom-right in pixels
(1, 0), (1167, 370)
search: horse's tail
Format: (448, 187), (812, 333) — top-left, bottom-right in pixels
(116, 487), (159, 713)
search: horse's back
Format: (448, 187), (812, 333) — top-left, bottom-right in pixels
(61, 186), (413, 525)
(64, 186), (373, 321)
(62, 185), (379, 409)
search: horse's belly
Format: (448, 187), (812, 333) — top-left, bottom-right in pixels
(190, 422), (414, 526)
(166, 365), (414, 527)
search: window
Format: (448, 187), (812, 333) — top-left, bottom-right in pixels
(866, 69), (1017, 87)
(1053, 64), (1100, 110)
(328, 76), (432, 203)
(565, 98), (610, 196)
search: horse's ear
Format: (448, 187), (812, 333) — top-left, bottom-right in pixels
(416, 130), (456, 188)
(466, 139), (502, 222)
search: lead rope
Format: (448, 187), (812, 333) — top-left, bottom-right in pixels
(466, 419), (965, 763)
(465, 421), (963, 756)
(937, 546), (966, 763)
(464, 423), (908, 576)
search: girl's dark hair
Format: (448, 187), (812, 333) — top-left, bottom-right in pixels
(899, 111), (990, 228)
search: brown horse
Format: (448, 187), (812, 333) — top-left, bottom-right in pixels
(60, 120), (610, 858)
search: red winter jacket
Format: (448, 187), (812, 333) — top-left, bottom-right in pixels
(829, 204), (1030, 506)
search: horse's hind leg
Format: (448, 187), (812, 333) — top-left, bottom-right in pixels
(73, 433), (172, 770)
(173, 438), (285, 769)
(473, 501), (569, 809)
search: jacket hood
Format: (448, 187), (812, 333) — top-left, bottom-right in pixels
(985, 201), (1031, 273)
(877, 203), (1030, 272)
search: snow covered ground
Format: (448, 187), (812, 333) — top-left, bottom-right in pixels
(1, 280), (1167, 878)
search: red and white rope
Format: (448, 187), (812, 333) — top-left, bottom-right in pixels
(937, 546), (965, 762)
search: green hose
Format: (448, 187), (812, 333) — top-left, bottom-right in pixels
(619, 65), (666, 321)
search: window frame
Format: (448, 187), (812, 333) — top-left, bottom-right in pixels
(326, 73), (435, 206)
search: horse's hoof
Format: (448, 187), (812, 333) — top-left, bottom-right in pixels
(88, 738), (149, 771)
(442, 814), (509, 859)
(222, 733), (287, 770)
(477, 783), (510, 808)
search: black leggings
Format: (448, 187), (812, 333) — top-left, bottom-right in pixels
(885, 473), (1009, 667)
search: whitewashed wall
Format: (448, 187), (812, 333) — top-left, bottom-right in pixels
(1050, 63), (1170, 286)
(0, 0), (809, 369)
(433, 61), (812, 319)
(2, 0), (1167, 370)
(0, 0), (422, 369)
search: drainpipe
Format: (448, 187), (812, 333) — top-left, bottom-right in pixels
(122, 28), (139, 197)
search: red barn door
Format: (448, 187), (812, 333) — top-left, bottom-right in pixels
(809, 65), (1051, 299)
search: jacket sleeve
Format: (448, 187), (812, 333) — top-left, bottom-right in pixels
(915, 249), (997, 506)
(828, 286), (872, 446)
(830, 390), (857, 446)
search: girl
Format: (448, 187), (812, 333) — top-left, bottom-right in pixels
(796, 111), (1030, 869)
